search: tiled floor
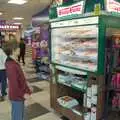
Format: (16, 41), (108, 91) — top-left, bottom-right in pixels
(0, 46), (62, 120)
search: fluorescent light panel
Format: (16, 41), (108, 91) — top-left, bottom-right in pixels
(13, 17), (24, 20)
(0, 12), (3, 15)
(8, 0), (27, 5)
(14, 22), (22, 25)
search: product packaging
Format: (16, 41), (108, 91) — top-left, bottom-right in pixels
(84, 112), (91, 120)
(92, 85), (98, 96)
(91, 106), (97, 120)
(86, 97), (91, 108)
(87, 87), (92, 97)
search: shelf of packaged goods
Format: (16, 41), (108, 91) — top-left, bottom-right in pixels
(108, 107), (120, 112)
(54, 45), (98, 50)
(58, 81), (71, 87)
(55, 103), (84, 120)
(54, 54), (97, 63)
(52, 62), (97, 73)
(57, 81), (87, 93)
(71, 85), (87, 93)
(108, 87), (120, 92)
(55, 65), (87, 75)
(54, 61), (97, 72)
(113, 45), (120, 49)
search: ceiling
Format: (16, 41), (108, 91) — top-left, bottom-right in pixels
(0, 0), (51, 28)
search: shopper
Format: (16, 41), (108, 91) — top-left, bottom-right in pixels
(0, 46), (7, 101)
(4, 45), (31, 120)
(18, 38), (26, 65)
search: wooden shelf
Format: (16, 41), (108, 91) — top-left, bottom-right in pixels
(108, 87), (120, 92)
(57, 82), (87, 93)
(55, 103), (83, 120)
(108, 107), (120, 112)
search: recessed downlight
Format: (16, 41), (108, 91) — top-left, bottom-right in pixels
(8, 0), (27, 5)
(13, 17), (24, 20)
(14, 22), (22, 25)
(0, 12), (3, 15)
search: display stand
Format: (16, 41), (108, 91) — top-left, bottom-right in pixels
(31, 26), (50, 80)
(50, 0), (120, 120)
(31, 8), (50, 80)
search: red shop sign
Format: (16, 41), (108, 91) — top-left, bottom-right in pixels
(57, 1), (84, 17)
(106, 0), (120, 13)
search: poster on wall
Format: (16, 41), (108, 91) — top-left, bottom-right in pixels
(39, 24), (49, 58)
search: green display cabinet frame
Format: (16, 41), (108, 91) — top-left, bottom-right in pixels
(50, 14), (120, 75)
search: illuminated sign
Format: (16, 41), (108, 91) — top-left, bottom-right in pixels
(106, 0), (120, 13)
(0, 25), (19, 31)
(57, 1), (84, 17)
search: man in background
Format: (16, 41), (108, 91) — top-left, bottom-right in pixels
(18, 38), (26, 65)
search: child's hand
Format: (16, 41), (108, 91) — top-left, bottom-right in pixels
(24, 94), (31, 100)
(30, 86), (33, 93)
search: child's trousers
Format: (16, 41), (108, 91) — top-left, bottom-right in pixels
(11, 101), (24, 120)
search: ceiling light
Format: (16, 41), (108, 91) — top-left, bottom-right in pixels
(13, 17), (24, 20)
(0, 12), (3, 15)
(8, 0), (27, 5)
(14, 22), (22, 25)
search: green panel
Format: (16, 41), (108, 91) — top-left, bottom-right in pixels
(97, 16), (106, 75)
(50, 64), (57, 84)
(102, 15), (120, 28)
(85, 0), (105, 12)
(49, 7), (57, 19)
(49, 0), (106, 20)
(97, 15), (120, 75)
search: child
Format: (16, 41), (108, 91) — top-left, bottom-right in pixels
(4, 45), (31, 120)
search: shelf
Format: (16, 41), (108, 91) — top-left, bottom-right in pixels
(113, 45), (120, 49)
(108, 87), (120, 92)
(55, 45), (98, 50)
(56, 65), (87, 75)
(58, 81), (71, 87)
(108, 107), (120, 112)
(54, 61), (97, 72)
(57, 81), (87, 93)
(54, 54), (97, 63)
(56, 103), (83, 120)
(52, 62), (97, 73)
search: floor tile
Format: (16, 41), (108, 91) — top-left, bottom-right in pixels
(26, 70), (36, 74)
(32, 112), (62, 120)
(25, 103), (49, 120)
(27, 78), (41, 83)
(32, 85), (43, 93)
(61, 116), (70, 120)
(0, 112), (10, 120)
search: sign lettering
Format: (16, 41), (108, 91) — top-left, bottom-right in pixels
(57, 1), (84, 17)
(107, 0), (120, 13)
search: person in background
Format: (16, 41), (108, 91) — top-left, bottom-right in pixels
(0, 46), (7, 101)
(4, 44), (32, 120)
(18, 38), (26, 65)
